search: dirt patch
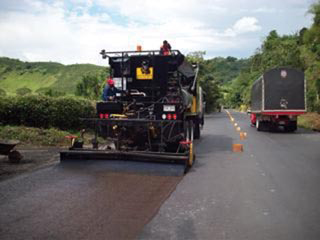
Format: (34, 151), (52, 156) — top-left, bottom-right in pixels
(0, 146), (66, 181)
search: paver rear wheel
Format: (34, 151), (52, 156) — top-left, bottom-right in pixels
(184, 121), (195, 173)
(194, 122), (200, 139)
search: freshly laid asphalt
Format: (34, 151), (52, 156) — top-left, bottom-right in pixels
(0, 161), (183, 240)
(1, 110), (320, 240)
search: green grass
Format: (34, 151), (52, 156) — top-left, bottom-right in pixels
(0, 57), (106, 95)
(1, 72), (57, 92)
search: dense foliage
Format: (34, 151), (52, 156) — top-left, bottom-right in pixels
(0, 95), (95, 130)
(225, 1), (320, 112)
(187, 51), (248, 111)
(75, 71), (108, 100)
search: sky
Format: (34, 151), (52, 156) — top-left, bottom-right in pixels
(0, 0), (315, 66)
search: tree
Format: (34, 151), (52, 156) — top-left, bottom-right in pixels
(75, 74), (105, 100)
(199, 74), (222, 112)
(186, 51), (206, 64)
(301, 1), (320, 111)
(308, 0), (320, 25)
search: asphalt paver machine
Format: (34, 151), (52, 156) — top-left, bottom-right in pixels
(60, 49), (204, 172)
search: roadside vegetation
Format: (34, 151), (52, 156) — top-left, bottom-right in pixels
(298, 113), (320, 131)
(0, 95), (95, 146)
(0, 126), (71, 146)
(0, 95), (95, 130)
(187, 52), (248, 112)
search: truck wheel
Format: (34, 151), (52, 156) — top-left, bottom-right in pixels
(194, 122), (200, 139)
(284, 121), (297, 132)
(263, 121), (270, 131)
(256, 119), (261, 131)
(257, 120), (270, 131)
(269, 122), (277, 132)
(284, 126), (296, 132)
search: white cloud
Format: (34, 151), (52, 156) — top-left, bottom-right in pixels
(0, 0), (313, 64)
(225, 17), (262, 36)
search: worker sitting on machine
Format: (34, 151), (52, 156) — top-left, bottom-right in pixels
(160, 40), (172, 55)
(102, 77), (120, 101)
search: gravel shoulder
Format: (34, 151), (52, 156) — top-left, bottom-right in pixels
(0, 146), (66, 181)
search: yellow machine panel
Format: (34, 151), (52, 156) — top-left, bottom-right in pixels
(136, 67), (153, 80)
(191, 96), (197, 113)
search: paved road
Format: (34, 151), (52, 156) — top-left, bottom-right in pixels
(140, 110), (320, 240)
(1, 111), (320, 240)
(0, 161), (183, 240)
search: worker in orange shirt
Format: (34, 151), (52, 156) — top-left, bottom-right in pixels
(160, 40), (172, 55)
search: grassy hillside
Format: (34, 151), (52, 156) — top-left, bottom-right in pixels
(202, 56), (249, 84)
(0, 57), (106, 95)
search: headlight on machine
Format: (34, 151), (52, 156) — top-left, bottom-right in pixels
(163, 105), (175, 112)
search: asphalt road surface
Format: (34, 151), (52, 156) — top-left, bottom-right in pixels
(1, 110), (320, 240)
(0, 161), (183, 240)
(140, 110), (320, 240)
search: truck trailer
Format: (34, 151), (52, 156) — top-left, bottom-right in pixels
(250, 67), (306, 132)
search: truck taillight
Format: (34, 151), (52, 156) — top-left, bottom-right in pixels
(104, 114), (109, 119)
(99, 114), (104, 119)
(173, 114), (177, 120)
(167, 114), (172, 120)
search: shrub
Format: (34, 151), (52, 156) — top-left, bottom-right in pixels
(36, 88), (66, 97)
(16, 87), (32, 96)
(0, 125), (70, 146)
(0, 95), (95, 130)
(298, 112), (320, 131)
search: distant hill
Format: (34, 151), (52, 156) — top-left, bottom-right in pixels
(203, 56), (249, 84)
(0, 56), (248, 98)
(0, 57), (106, 95)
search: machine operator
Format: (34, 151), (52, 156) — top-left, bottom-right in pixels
(102, 77), (120, 101)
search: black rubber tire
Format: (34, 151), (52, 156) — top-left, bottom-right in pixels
(257, 121), (271, 132)
(194, 122), (200, 139)
(263, 121), (270, 132)
(284, 126), (296, 132)
(269, 123), (277, 132)
(8, 150), (23, 164)
(256, 120), (262, 131)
